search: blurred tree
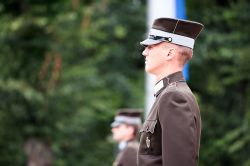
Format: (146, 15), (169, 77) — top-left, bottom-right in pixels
(187, 0), (250, 165)
(0, 0), (146, 165)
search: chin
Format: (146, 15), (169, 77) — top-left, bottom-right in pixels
(145, 66), (150, 72)
(145, 67), (154, 74)
(113, 136), (121, 142)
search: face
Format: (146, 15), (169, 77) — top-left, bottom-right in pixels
(111, 124), (133, 142)
(142, 42), (169, 75)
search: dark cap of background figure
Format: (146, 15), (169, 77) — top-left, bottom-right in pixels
(111, 108), (142, 128)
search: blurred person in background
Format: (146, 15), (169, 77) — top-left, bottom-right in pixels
(111, 109), (142, 166)
(138, 17), (203, 166)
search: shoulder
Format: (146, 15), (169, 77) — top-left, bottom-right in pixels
(157, 87), (196, 121)
(118, 142), (138, 165)
(158, 87), (189, 105)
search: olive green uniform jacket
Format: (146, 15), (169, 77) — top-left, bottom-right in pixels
(138, 71), (201, 166)
(113, 141), (139, 166)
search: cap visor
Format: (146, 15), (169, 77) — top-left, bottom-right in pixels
(140, 39), (162, 46)
(111, 121), (122, 128)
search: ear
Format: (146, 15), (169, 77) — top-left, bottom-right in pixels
(165, 48), (176, 60)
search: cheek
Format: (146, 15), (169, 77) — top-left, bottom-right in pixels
(149, 51), (163, 65)
(112, 131), (120, 139)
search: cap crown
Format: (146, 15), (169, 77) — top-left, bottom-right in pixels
(152, 18), (204, 40)
(116, 108), (142, 117)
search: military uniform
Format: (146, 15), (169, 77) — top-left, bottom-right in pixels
(138, 71), (201, 166)
(113, 141), (139, 166)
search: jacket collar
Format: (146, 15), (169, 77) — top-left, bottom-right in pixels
(154, 71), (185, 97)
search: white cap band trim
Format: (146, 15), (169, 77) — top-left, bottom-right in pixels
(150, 29), (195, 49)
(115, 116), (141, 125)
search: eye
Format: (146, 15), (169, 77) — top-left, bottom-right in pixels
(148, 45), (154, 49)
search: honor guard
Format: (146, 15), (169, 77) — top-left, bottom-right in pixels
(111, 109), (142, 166)
(138, 17), (203, 166)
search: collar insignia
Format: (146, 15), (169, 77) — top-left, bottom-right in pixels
(154, 80), (164, 96)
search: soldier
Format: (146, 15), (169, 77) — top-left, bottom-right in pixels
(138, 18), (204, 166)
(111, 109), (142, 166)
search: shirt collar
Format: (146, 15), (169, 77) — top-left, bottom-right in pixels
(118, 141), (127, 151)
(154, 71), (185, 97)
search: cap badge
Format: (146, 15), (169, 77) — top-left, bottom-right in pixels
(167, 37), (172, 42)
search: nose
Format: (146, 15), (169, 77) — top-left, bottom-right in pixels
(142, 47), (148, 57)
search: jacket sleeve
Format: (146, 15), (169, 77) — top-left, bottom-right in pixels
(158, 91), (196, 166)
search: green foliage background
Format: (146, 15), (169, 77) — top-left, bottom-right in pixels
(188, 0), (250, 165)
(0, 0), (250, 165)
(0, 0), (145, 165)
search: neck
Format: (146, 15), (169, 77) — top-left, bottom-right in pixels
(122, 135), (135, 142)
(155, 67), (183, 82)
(154, 59), (183, 82)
